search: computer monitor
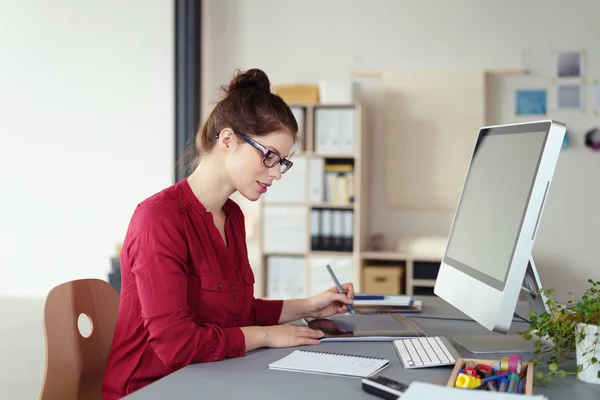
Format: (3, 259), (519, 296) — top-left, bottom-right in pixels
(434, 120), (566, 354)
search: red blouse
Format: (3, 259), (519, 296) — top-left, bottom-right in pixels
(102, 179), (283, 400)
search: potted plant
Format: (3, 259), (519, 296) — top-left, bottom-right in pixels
(518, 279), (600, 385)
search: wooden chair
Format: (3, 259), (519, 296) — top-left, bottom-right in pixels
(39, 279), (120, 400)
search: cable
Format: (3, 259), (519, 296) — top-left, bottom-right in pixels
(405, 315), (530, 324)
(512, 312), (531, 324)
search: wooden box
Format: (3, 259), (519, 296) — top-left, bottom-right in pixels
(362, 265), (404, 294)
(446, 357), (534, 395)
(274, 84), (319, 104)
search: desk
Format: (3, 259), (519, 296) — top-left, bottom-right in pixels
(123, 297), (600, 399)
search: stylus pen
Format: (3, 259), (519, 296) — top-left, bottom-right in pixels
(325, 264), (356, 317)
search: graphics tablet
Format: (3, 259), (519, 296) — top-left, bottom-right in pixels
(302, 313), (426, 342)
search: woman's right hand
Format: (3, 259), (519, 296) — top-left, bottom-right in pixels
(264, 325), (324, 348)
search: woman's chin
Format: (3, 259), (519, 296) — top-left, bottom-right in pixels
(238, 186), (262, 202)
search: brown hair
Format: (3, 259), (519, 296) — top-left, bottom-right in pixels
(181, 68), (299, 172)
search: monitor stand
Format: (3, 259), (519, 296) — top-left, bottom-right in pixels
(452, 257), (549, 354)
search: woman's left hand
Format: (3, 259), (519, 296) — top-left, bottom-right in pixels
(306, 283), (355, 318)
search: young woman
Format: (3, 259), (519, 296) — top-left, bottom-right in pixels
(101, 68), (355, 399)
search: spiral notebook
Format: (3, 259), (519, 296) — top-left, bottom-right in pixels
(268, 350), (389, 378)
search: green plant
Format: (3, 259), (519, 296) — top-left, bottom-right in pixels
(518, 279), (600, 385)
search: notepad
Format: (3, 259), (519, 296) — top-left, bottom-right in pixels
(268, 349), (389, 378)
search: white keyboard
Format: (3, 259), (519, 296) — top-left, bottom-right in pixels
(393, 336), (461, 369)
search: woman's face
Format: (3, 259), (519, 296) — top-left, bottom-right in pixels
(224, 129), (295, 202)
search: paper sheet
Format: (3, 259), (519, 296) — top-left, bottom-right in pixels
(400, 381), (549, 399)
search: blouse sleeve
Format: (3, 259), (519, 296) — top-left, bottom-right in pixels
(250, 298), (284, 326)
(130, 205), (247, 370)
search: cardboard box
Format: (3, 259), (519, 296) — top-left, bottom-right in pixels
(362, 265), (404, 294)
(446, 357), (534, 395)
(274, 84), (319, 104)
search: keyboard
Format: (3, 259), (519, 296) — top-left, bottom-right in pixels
(393, 336), (461, 369)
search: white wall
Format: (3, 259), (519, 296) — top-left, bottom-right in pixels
(0, 0), (174, 298)
(202, 0), (600, 299)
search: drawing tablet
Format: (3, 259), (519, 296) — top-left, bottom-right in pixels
(303, 313), (426, 342)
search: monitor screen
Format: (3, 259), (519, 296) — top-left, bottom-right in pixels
(443, 128), (548, 290)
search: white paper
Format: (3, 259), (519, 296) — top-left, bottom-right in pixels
(401, 381), (549, 399)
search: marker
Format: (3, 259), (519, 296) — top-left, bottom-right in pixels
(517, 379), (524, 394)
(325, 264), (356, 317)
(498, 377), (508, 392)
(507, 373), (519, 393)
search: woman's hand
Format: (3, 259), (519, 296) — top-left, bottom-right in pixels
(306, 282), (355, 319)
(264, 325), (324, 347)
(240, 325), (324, 351)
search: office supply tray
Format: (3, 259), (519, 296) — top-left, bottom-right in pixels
(446, 357), (534, 395)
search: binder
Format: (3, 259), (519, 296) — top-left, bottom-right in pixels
(343, 210), (354, 251)
(310, 209), (321, 251)
(332, 210), (344, 250)
(320, 209), (333, 250)
(308, 157), (324, 203)
(290, 106), (305, 150)
(314, 107), (356, 155)
(310, 208), (354, 252)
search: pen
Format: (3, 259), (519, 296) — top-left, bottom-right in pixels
(325, 264), (356, 317)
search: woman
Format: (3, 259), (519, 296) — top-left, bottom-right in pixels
(101, 68), (355, 399)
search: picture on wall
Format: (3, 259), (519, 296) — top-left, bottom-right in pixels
(555, 50), (585, 78)
(555, 82), (584, 110)
(515, 89), (547, 115)
(595, 81), (600, 115)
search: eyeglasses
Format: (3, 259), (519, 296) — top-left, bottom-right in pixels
(232, 129), (293, 174)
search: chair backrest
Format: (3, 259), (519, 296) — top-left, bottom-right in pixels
(39, 279), (120, 400)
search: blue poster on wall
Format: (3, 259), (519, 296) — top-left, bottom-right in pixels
(515, 89), (547, 115)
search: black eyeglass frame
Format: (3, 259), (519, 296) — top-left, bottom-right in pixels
(230, 129), (294, 174)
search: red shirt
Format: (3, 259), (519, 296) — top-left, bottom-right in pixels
(102, 179), (283, 399)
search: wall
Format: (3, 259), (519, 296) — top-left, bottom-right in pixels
(201, 0), (600, 300)
(0, 0), (174, 298)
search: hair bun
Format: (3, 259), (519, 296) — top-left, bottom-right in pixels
(228, 68), (271, 93)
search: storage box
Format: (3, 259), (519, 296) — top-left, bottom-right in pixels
(446, 357), (534, 395)
(274, 84), (319, 104)
(318, 80), (355, 104)
(362, 265), (404, 294)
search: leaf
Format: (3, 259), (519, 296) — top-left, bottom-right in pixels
(557, 370), (566, 378)
(535, 371), (544, 379)
(593, 357), (598, 363)
(598, 371), (600, 379)
(549, 363), (558, 372)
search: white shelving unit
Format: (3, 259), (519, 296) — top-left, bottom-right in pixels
(257, 103), (370, 299)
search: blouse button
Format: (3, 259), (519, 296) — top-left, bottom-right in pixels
(213, 355), (218, 360)
(179, 199), (184, 204)
(233, 296), (237, 301)
(218, 284), (222, 289)
(231, 285), (236, 290)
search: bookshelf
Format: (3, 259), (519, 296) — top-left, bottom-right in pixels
(257, 103), (369, 299)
